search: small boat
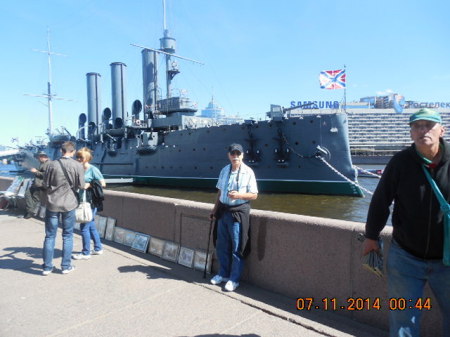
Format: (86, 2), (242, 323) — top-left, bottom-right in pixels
(357, 168), (383, 178)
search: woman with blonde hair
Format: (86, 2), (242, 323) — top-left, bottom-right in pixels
(72, 147), (106, 260)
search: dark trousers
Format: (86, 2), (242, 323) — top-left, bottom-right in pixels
(24, 186), (42, 214)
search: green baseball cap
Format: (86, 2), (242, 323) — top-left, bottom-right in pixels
(409, 108), (442, 125)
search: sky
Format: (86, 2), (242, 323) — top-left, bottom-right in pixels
(1, 0), (449, 147)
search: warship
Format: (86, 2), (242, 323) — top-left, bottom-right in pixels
(14, 5), (363, 197)
(291, 95), (450, 165)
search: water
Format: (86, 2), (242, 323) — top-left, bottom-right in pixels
(110, 165), (383, 223)
(0, 164), (22, 177)
(1, 162), (383, 223)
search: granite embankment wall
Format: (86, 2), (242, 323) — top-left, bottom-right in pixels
(0, 177), (442, 336)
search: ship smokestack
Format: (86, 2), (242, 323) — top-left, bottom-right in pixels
(142, 49), (158, 119)
(103, 108), (112, 130)
(86, 72), (102, 134)
(110, 62), (127, 128)
(78, 113), (87, 140)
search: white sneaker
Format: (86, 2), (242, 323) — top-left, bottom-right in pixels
(72, 253), (91, 260)
(91, 249), (104, 255)
(42, 268), (53, 276)
(62, 266), (75, 274)
(210, 275), (229, 285)
(224, 280), (239, 292)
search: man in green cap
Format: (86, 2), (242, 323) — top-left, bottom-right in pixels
(363, 108), (450, 336)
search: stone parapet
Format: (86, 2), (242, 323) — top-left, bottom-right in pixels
(0, 176), (442, 336)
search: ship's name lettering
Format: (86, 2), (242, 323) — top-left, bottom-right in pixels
(290, 101), (340, 109)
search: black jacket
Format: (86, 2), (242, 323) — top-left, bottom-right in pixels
(86, 180), (104, 212)
(213, 202), (252, 258)
(366, 139), (450, 259)
(33, 160), (50, 189)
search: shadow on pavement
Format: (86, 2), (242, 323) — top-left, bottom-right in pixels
(118, 264), (181, 280)
(180, 333), (261, 337)
(1, 246), (70, 276)
(0, 246), (48, 275)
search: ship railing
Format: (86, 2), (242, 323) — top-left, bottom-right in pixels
(0, 176), (32, 209)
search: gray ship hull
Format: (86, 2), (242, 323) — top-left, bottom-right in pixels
(89, 113), (363, 196)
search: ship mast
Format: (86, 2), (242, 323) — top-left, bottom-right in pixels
(131, 0), (203, 116)
(160, 0), (178, 99)
(25, 28), (72, 137)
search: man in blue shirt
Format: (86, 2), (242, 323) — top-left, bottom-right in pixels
(210, 143), (258, 292)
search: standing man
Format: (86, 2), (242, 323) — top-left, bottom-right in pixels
(42, 141), (84, 275)
(24, 151), (50, 219)
(210, 143), (258, 292)
(363, 108), (450, 337)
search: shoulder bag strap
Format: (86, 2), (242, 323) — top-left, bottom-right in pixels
(57, 159), (80, 201)
(421, 165), (450, 212)
(422, 165), (450, 266)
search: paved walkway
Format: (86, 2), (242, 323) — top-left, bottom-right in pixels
(0, 209), (387, 337)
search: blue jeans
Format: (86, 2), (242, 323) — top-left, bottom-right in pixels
(43, 209), (76, 271)
(216, 211), (244, 282)
(387, 240), (450, 337)
(80, 208), (102, 255)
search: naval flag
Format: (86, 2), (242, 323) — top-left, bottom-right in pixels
(319, 69), (346, 90)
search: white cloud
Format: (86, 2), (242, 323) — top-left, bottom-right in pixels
(376, 89), (395, 96)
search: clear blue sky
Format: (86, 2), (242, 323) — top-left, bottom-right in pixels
(1, 0), (449, 147)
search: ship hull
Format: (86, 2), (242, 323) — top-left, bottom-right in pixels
(89, 113), (363, 197)
(115, 175), (361, 195)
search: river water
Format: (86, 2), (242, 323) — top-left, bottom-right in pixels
(1, 162), (383, 223)
(0, 164), (22, 177)
(110, 165), (384, 223)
